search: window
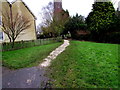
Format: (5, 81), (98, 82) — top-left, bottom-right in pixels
(0, 32), (3, 40)
(0, 16), (2, 25)
(58, 6), (60, 8)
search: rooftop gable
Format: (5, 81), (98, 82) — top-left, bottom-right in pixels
(11, 0), (36, 20)
(0, 0), (10, 6)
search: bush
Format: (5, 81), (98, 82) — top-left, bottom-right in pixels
(105, 32), (120, 44)
(85, 32), (120, 44)
(79, 34), (91, 41)
(64, 14), (87, 39)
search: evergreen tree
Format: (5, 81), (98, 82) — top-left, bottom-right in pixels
(86, 1), (116, 41)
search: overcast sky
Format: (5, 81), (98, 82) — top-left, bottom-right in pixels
(7, 0), (120, 26)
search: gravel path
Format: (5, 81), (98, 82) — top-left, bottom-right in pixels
(39, 40), (70, 67)
(2, 40), (70, 88)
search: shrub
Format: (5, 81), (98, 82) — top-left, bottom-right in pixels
(105, 32), (120, 44)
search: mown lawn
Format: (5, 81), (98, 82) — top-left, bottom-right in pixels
(48, 41), (119, 88)
(2, 42), (62, 69)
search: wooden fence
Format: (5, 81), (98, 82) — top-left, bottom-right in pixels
(2, 37), (62, 51)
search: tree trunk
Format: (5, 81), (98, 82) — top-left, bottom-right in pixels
(7, 35), (12, 42)
(12, 39), (15, 48)
(9, 38), (12, 42)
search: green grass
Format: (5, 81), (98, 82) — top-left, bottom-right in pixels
(2, 42), (62, 69)
(48, 41), (119, 88)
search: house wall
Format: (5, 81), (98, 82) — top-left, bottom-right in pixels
(11, 0), (36, 42)
(0, 0), (10, 42)
(1, 0), (36, 42)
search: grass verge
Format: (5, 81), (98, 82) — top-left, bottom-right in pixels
(2, 42), (62, 69)
(48, 40), (119, 88)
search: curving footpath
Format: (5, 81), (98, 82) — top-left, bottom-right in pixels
(39, 40), (70, 67)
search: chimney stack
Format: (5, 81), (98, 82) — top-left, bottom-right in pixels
(54, 0), (62, 14)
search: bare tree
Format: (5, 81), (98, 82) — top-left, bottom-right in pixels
(39, 2), (55, 37)
(40, 2), (53, 27)
(1, 5), (31, 48)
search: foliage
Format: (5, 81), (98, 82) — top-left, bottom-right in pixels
(105, 32), (120, 44)
(2, 42), (62, 69)
(86, 1), (116, 41)
(48, 41), (119, 88)
(64, 14), (87, 39)
(109, 14), (120, 32)
(50, 9), (69, 37)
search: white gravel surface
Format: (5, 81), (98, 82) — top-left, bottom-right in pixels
(39, 40), (70, 67)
